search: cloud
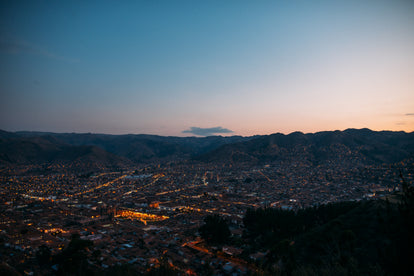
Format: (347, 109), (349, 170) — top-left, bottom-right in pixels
(182, 126), (234, 136)
(405, 113), (414, 116)
(0, 36), (79, 63)
(0, 39), (31, 54)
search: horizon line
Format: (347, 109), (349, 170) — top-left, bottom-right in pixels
(1, 127), (412, 138)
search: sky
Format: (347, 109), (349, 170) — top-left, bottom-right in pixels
(1, 0), (413, 136)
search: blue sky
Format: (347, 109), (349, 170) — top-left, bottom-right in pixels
(1, 0), (413, 136)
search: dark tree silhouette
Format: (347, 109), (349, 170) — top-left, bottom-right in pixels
(53, 233), (94, 275)
(199, 214), (231, 245)
(36, 245), (51, 266)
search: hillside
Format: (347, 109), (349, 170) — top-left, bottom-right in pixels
(197, 129), (414, 166)
(1, 129), (413, 168)
(238, 181), (414, 276)
(0, 135), (130, 169)
(13, 131), (250, 163)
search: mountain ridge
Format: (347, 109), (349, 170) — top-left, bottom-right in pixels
(1, 129), (413, 167)
(196, 128), (414, 166)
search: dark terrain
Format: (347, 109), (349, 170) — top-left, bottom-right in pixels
(1, 129), (413, 167)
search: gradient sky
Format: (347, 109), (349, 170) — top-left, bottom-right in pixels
(1, 0), (413, 136)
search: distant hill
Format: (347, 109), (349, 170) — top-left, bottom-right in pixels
(0, 130), (251, 165)
(1, 129), (413, 167)
(0, 135), (130, 169)
(196, 128), (414, 166)
(44, 133), (250, 162)
(0, 129), (18, 139)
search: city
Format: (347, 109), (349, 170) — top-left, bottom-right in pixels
(1, 154), (412, 274)
(1, 1), (413, 274)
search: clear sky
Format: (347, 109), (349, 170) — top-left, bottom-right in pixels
(1, 0), (413, 136)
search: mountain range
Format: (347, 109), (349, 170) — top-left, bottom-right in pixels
(1, 129), (413, 168)
(197, 128), (414, 166)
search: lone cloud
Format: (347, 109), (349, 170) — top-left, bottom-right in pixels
(0, 37), (79, 63)
(182, 126), (233, 136)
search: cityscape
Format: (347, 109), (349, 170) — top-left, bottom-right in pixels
(1, 0), (414, 275)
(1, 129), (413, 274)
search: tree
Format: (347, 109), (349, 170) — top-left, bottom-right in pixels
(53, 233), (94, 275)
(199, 214), (230, 245)
(36, 245), (51, 266)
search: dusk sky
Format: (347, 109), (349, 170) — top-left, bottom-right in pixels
(1, 0), (413, 136)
